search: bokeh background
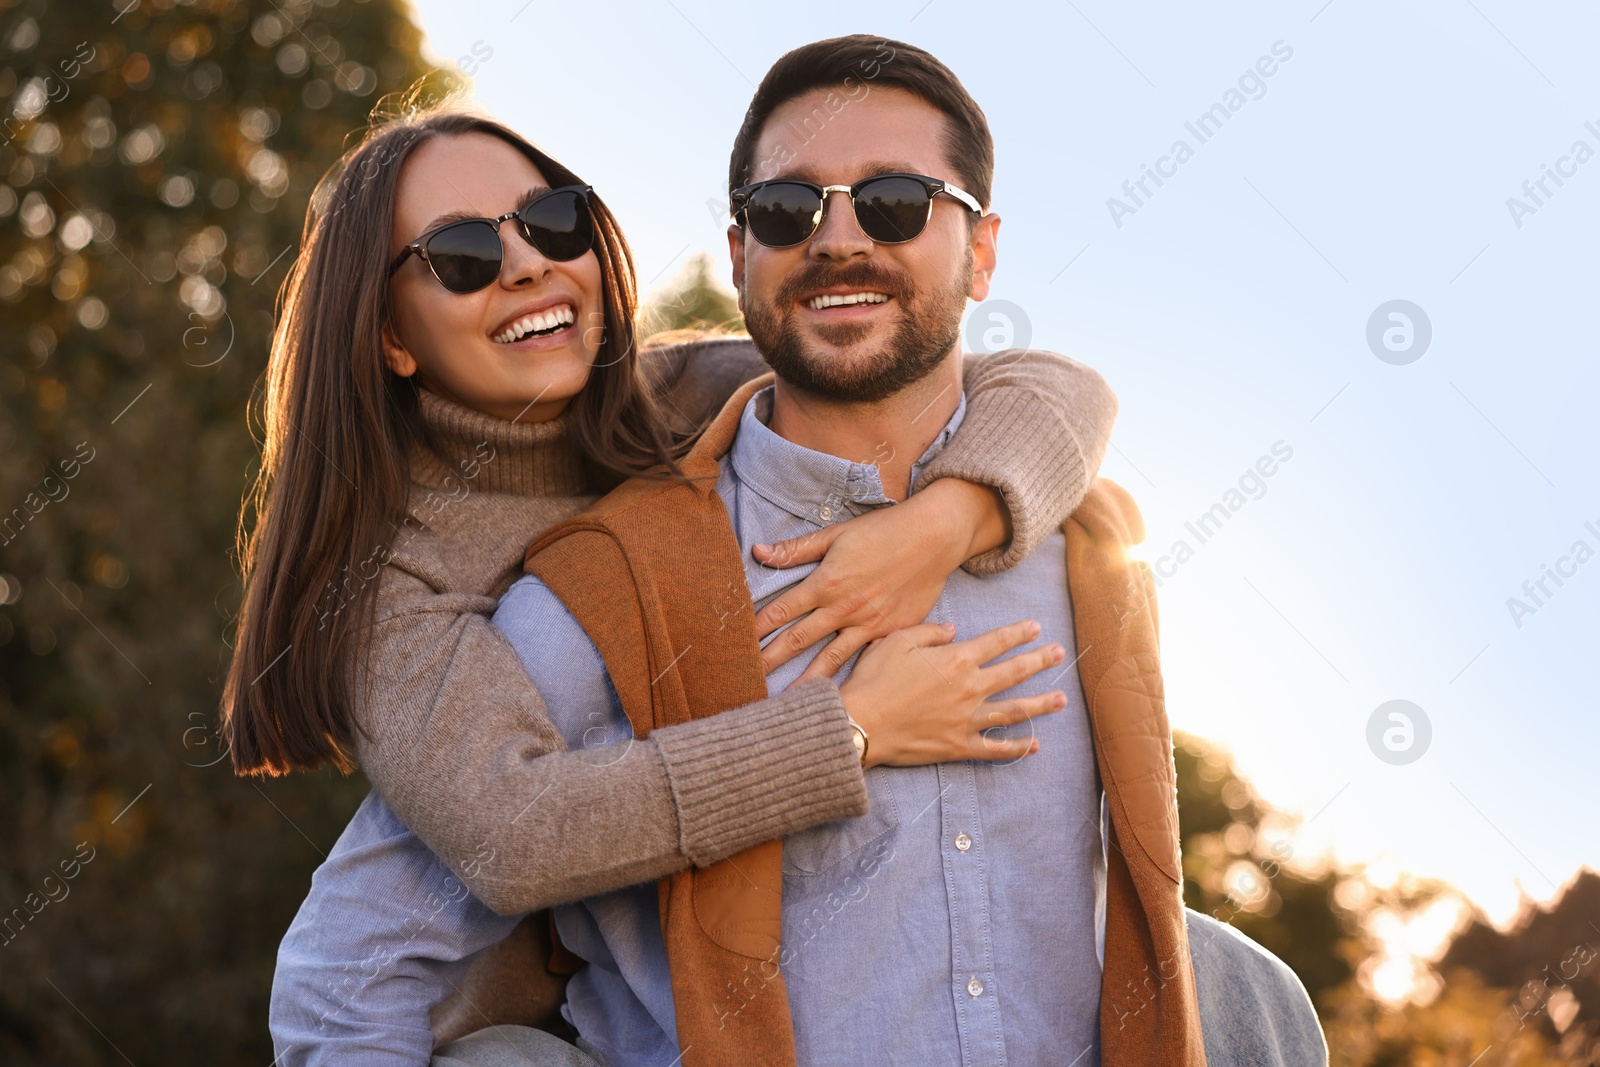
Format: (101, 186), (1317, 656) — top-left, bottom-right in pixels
(1, 0), (1596, 1063)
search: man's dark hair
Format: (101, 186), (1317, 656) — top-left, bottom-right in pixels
(727, 35), (995, 216)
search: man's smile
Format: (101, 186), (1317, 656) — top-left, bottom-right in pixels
(800, 289), (896, 319)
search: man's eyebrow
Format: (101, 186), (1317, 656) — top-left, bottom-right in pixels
(418, 185), (551, 235)
(767, 161), (923, 186)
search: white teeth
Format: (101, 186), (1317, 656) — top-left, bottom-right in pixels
(493, 304), (576, 343)
(807, 292), (890, 311)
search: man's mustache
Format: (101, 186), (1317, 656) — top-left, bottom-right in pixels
(772, 262), (916, 308)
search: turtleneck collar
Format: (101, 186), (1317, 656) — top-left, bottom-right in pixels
(408, 388), (589, 498)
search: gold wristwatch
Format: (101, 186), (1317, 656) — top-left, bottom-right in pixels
(846, 716), (869, 766)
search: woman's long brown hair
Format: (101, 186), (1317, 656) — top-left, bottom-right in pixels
(223, 105), (678, 776)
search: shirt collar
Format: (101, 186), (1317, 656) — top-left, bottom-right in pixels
(727, 385), (968, 526)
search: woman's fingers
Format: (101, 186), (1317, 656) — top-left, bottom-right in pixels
(753, 584), (819, 643)
(760, 601), (849, 672)
(969, 732), (1041, 762)
(752, 525), (840, 569)
(977, 642), (1066, 698)
(794, 628), (873, 683)
(964, 693), (1064, 761)
(975, 691), (1067, 730)
(750, 527), (843, 640)
(758, 580), (877, 671)
(846, 621), (957, 670)
(881, 620), (959, 650)
(949, 619), (1042, 670)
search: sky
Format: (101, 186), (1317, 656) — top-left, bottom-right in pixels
(404, 0), (1599, 934)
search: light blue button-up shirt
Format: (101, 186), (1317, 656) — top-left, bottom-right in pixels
(270, 387), (1106, 1067)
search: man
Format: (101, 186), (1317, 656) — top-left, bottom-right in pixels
(278, 35), (1327, 1067)
(500, 34), (1321, 1067)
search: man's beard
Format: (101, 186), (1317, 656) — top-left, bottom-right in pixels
(743, 252), (972, 403)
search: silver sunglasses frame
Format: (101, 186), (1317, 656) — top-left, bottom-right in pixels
(731, 172), (986, 248)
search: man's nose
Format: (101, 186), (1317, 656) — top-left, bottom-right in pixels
(807, 188), (873, 261)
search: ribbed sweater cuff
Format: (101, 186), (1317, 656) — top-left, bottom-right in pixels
(916, 386), (1087, 576)
(651, 677), (868, 869)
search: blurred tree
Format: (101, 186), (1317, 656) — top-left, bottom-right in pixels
(639, 251), (742, 342)
(0, 1), (436, 1062)
(1433, 870), (1600, 1062)
(1175, 731), (1600, 1064)
(1320, 970), (1573, 1067)
(1173, 730), (1362, 1010)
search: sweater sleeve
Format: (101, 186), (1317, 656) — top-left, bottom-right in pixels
(350, 561), (867, 917)
(916, 348), (1118, 575)
(639, 335), (770, 437)
(647, 337), (1119, 575)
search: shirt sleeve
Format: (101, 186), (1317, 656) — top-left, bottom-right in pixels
(268, 790), (522, 1067)
(350, 558), (869, 917)
(917, 349), (1119, 575)
(491, 575), (631, 753)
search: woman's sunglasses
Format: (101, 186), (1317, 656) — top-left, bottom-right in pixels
(387, 185), (596, 294)
(730, 172), (984, 249)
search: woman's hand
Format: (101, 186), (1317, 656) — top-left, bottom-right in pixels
(837, 619), (1067, 766)
(750, 479), (1012, 681)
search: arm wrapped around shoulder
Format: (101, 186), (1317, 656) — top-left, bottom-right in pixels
(916, 348), (1118, 574)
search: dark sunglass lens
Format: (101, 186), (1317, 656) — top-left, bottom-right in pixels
(519, 190), (594, 262)
(424, 220), (503, 293)
(854, 176), (932, 244)
(745, 183), (822, 247)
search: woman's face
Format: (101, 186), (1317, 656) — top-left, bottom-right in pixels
(383, 132), (604, 423)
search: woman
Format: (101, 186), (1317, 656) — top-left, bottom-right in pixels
(232, 103), (1116, 1062)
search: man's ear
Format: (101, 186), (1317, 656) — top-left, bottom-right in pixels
(968, 212), (1001, 303)
(380, 320), (418, 378)
(726, 223), (746, 311)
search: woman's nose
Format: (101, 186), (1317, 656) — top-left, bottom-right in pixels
(499, 219), (552, 286)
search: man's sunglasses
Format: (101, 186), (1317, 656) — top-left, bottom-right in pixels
(387, 185), (595, 294)
(730, 172), (984, 249)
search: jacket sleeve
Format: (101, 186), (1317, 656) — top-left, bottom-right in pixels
(917, 349), (1118, 574)
(351, 561), (867, 917)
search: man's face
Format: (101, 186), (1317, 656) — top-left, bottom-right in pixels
(728, 86), (1000, 403)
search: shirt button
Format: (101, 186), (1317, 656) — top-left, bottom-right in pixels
(967, 976), (984, 997)
(818, 505), (834, 522)
(954, 832), (972, 852)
